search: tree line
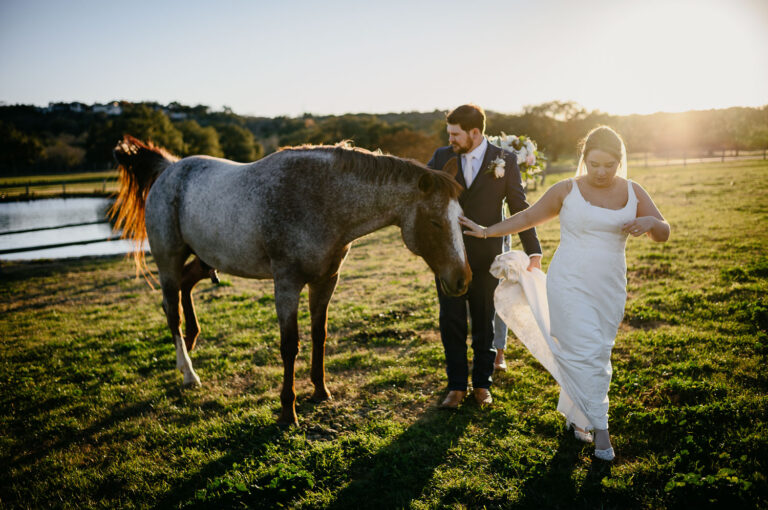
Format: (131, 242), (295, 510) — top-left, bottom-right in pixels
(1, 100), (766, 176)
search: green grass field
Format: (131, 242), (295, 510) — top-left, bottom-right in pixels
(0, 170), (119, 199)
(1, 160), (766, 509)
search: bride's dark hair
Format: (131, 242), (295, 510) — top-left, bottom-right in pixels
(575, 126), (628, 178)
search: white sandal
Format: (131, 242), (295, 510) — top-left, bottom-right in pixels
(594, 447), (615, 461)
(566, 420), (593, 443)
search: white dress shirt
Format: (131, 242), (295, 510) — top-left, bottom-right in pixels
(465, 137), (542, 259)
(463, 138), (488, 188)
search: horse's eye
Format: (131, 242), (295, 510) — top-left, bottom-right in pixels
(430, 219), (442, 229)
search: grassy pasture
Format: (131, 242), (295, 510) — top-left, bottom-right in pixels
(1, 160), (766, 509)
(0, 170), (119, 199)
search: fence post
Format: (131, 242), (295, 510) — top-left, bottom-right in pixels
(25, 183), (30, 195)
(62, 183), (66, 196)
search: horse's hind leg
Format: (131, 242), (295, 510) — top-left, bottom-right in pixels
(273, 272), (305, 426)
(181, 257), (210, 352)
(159, 259), (201, 387)
(308, 274), (339, 402)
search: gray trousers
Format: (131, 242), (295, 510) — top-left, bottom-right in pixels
(493, 233), (511, 351)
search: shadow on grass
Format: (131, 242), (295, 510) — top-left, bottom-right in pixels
(328, 406), (472, 510)
(151, 400), (472, 510)
(0, 255), (121, 283)
(508, 432), (611, 509)
(4, 398), (157, 470)
(153, 419), (285, 510)
(1, 334), (197, 482)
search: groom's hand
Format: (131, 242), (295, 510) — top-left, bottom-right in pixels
(527, 255), (542, 272)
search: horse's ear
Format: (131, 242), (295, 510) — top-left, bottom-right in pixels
(418, 173), (434, 193)
(441, 157), (459, 178)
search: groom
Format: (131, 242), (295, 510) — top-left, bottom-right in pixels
(427, 104), (542, 408)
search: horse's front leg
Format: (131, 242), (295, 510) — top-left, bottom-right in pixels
(308, 274), (339, 402)
(274, 275), (304, 426)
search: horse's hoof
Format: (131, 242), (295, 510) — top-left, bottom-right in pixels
(182, 373), (202, 388)
(310, 392), (333, 403)
(276, 418), (299, 428)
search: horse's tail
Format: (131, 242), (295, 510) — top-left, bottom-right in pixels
(109, 134), (179, 280)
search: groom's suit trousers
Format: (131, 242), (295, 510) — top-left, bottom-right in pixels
(428, 143), (541, 391)
(436, 268), (498, 390)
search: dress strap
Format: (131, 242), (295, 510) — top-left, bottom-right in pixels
(627, 179), (638, 203)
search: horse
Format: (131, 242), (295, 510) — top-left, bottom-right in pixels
(110, 135), (471, 425)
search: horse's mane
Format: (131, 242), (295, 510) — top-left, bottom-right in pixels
(278, 142), (462, 199)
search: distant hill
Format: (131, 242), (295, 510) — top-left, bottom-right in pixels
(1, 101), (766, 176)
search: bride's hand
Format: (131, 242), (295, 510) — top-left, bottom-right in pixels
(622, 217), (656, 237)
(459, 215), (486, 238)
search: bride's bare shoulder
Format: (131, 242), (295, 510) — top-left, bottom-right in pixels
(540, 178), (573, 207)
(551, 178), (574, 195)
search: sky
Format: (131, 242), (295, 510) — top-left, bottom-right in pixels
(1, 0), (767, 118)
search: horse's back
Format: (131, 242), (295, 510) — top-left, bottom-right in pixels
(147, 151), (340, 278)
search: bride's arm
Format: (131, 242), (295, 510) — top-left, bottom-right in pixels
(460, 180), (569, 238)
(622, 182), (670, 242)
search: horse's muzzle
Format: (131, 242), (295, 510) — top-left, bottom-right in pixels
(440, 274), (471, 297)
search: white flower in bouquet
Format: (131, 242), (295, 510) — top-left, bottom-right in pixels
(524, 139), (536, 153)
(487, 132), (546, 187)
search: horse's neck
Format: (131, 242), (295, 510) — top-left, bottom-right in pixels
(339, 180), (411, 244)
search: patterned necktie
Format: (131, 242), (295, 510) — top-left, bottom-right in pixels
(464, 154), (475, 187)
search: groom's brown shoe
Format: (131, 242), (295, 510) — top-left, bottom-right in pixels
(474, 388), (493, 407)
(440, 390), (467, 409)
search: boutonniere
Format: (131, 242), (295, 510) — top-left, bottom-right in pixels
(487, 156), (506, 178)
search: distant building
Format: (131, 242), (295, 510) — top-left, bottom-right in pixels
(44, 101), (88, 113)
(92, 102), (122, 115)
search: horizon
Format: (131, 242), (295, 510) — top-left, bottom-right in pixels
(4, 98), (765, 120)
(1, 0), (767, 118)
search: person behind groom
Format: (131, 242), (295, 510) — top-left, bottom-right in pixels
(427, 104), (542, 408)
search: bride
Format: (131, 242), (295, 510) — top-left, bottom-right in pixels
(460, 126), (670, 460)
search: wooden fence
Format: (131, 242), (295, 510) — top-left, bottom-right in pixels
(0, 176), (118, 197)
(0, 220), (120, 256)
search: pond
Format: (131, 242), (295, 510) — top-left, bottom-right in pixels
(0, 198), (146, 261)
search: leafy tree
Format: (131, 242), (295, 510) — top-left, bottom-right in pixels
(521, 101), (589, 162)
(85, 103), (184, 168)
(0, 121), (44, 175)
(748, 124), (768, 156)
(41, 134), (86, 172)
(176, 120), (223, 157)
(217, 124), (262, 162)
(377, 128), (441, 163)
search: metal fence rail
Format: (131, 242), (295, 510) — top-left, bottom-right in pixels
(0, 220), (110, 236)
(0, 176), (117, 189)
(0, 235), (125, 255)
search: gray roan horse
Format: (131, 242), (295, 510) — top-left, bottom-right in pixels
(110, 135), (471, 425)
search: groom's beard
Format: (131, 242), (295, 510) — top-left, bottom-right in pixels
(451, 139), (473, 154)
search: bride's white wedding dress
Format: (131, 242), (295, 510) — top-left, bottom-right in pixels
(491, 178), (637, 431)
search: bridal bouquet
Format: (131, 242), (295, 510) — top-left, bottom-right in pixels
(487, 133), (545, 188)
